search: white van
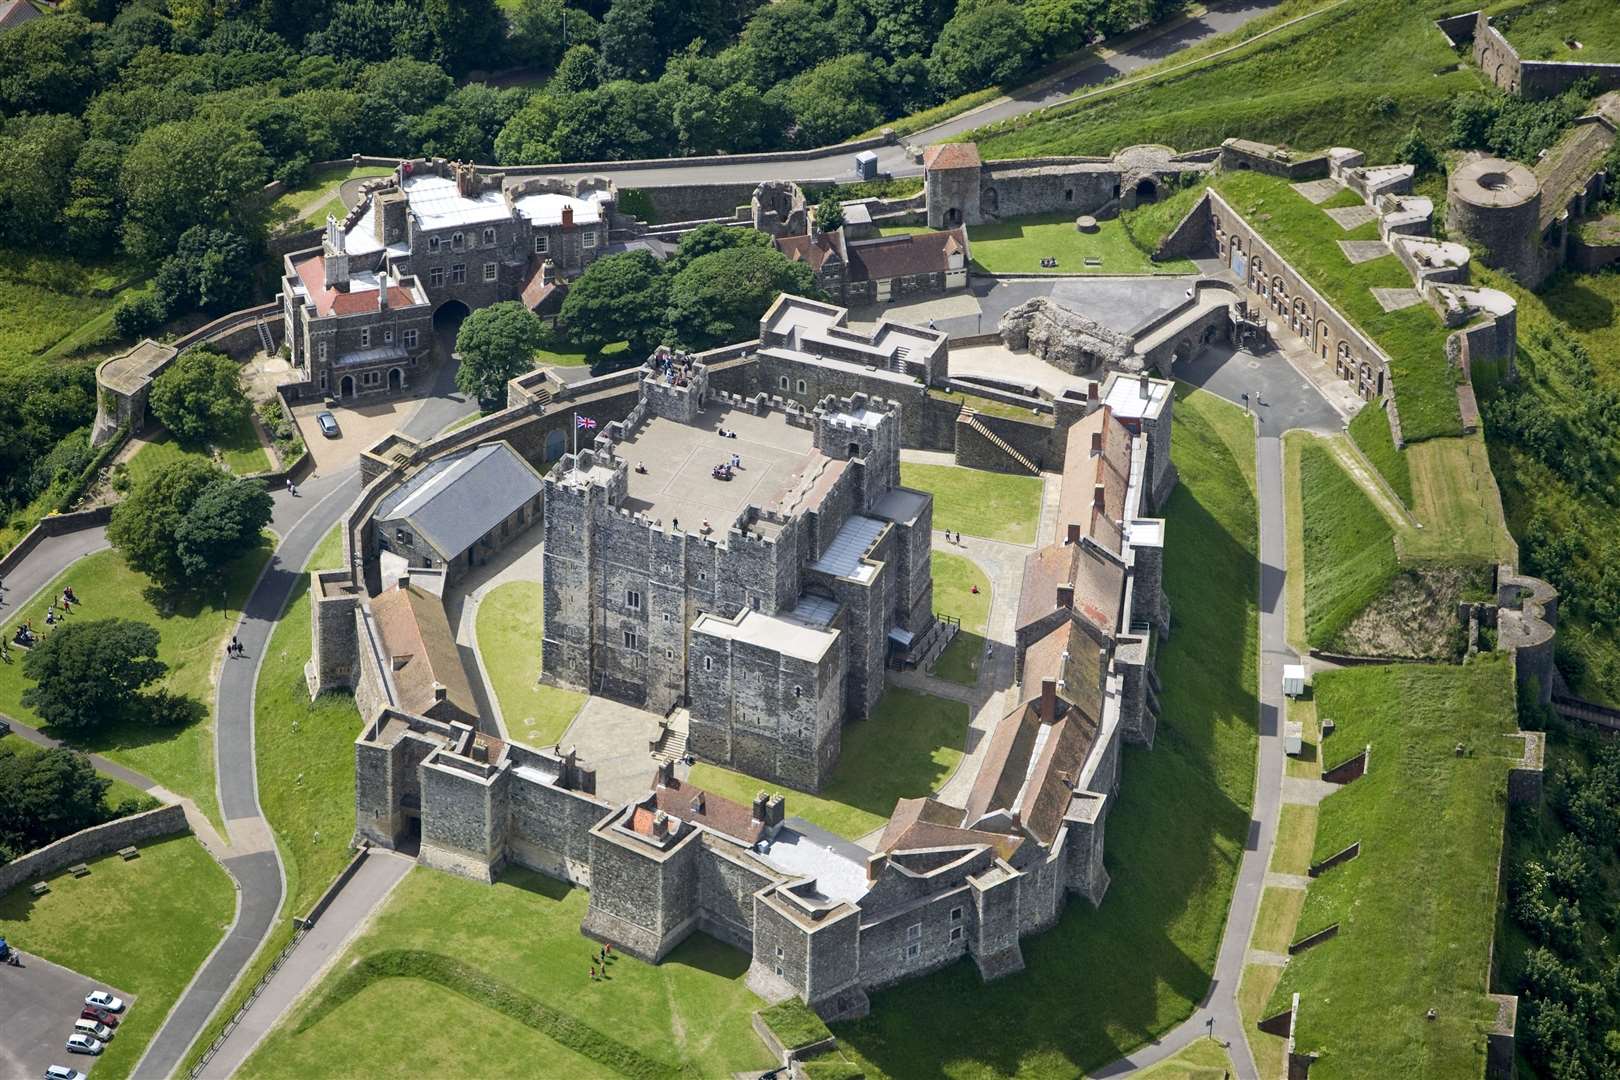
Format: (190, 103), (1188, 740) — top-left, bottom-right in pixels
(71, 1020), (113, 1042)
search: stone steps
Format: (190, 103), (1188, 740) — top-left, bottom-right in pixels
(961, 412), (1039, 475)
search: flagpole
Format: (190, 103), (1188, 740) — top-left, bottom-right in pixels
(572, 411), (577, 457)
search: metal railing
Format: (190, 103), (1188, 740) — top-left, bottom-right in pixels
(187, 926), (308, 1079)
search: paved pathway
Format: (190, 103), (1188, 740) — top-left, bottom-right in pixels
(195, 849), (415, 1080)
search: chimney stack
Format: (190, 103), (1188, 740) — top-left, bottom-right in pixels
(1087, 381), (1099, 403)
(752, 790), (770, 822)
(1041, 678), (1058, 723)
(1066, 522), (1080, 544)
(652, 809), (670, 838)
(432, 681), (447, 702)
(1139, 373), (1151, 399)
(562, 204), (574, 228)
(1092, 483), (1106, 510)
(657, 760), (675, 787)
(866, 853), (888, 883)
(1056, 584), (1074, 609)
(768, 794), (785, 829)
(1090, 430), (1103, 456)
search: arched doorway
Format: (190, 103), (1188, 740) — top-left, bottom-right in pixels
(1134, 177), (1158, 204)
(1229, 237), (1247, 279)
(945, 206), (962, 227)
(388, 367), (403, 392)
(339, 374), (355, 398)
(433, 299), (470, 345)
(982, 187), (999, 216)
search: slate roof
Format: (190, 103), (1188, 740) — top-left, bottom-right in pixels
(375, 442), (544, 562)
(368, 581), (478, 722)
(846, 228), (968, 282)
(0, 0), (42, 31)
(923, 143), (982, 171)
(1056, 406), (1133, 556)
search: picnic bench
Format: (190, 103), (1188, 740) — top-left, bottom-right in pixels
(68, 863), (90, 878)
(118, 846), (140, 861)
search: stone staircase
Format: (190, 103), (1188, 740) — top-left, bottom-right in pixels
(917, 615), (961, 673)
(652, 708), (690, 764)
(529, 385), (552, 408)
(255, 318), (275, 356)
(960, 411), (1039, 475)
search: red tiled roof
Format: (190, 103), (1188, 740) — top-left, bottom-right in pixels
(775, 233), (841, 270)
(369, 581), (479, 724)
(923, 143), (982, 171)
(293, 253), (422, 318)
(1056, 406), (1133, 556)
(963, 695), (1099, 846)
(846, 228), (968, 283)
(879, 797), (1022, 861)
(1016, 540), (1124, 636)
(652, 774), (767, 845)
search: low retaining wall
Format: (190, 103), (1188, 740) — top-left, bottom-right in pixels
(0, 506), (114, 580)
(1322, 745), (1370, 785)
(1552, 693), (1620, 733)
(299, 844), (369, 927)
(1287, 922), (1339, 955)
(172, 302), (282, 358)
(0, 803), (188, 896)
(1309, 840), (1360, 878)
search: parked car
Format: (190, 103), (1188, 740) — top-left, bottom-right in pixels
(80, 1006), (118, 1028)
(72, 1019), (114, 1042)
(45, 1066), (87, 1080)
(316, 411), (340, 438)
(64, 1035), (102, 1056)
(84, 990), (123, 1012)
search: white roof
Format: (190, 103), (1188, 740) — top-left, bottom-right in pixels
(1103, 375), (1171, 420)
(759, 826), (870, 904)
(402, 174), (511, 230)
(811, 515), (885, 581)
(691, 609), (838, 663)
(511, 190), (608, 227)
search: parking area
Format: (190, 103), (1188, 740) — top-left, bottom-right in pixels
(0, 952), (131, 1078)
(291, 396), (423, 473)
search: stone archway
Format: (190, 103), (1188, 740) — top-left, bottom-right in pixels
(340, 374), (355, 398)
(388, 367), (403, 392)
(1134, 177), (1158, 204)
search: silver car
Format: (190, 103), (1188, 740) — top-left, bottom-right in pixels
(64, 1035), (102, 1056)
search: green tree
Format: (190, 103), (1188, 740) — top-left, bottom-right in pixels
(109, 458), (254, 586)
(0, 13), (101, 116)
(454, 301), (548, 406)
(0, 114), (85, 249)
(119, 119), (271, 263)
(553, 44), (604, 94)
(667, 221), (773, 274)
(783, 53), (884, 147)
(815, 196), (845, 233)
(1024, 0), (1099, 60)
(0, 743), (113, 855)
(1396, 123), (1440, 178)
(666, 243), (821, 350)
(494, 91), (568, 163)
(600, 0), (664, 81)
(507, 0), (567, 71)
(156, 227), (257, 315)
(737, 0), (848, 87)
(20, 619), (167, 732)
(172, 475), (275, 578)
(929, 2), (1036, 98)
(148, 350), (252, 445)
(560, 250), (669, 354)
(64, 138), (126, 255)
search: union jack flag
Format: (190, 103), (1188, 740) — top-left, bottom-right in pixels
(575, 414), (597, 430)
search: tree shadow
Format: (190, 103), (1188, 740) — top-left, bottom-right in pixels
(1540, 275), (1615, 333)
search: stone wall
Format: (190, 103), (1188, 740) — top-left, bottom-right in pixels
(638, 183), (759, 225)
(0, 803), (188, 896)
(1471, 10), (1620, 99)
(505, 752), (612, 886)
(0, 508), (112, 581)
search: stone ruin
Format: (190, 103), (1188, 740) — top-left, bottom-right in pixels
(998, 296), (1140, 375)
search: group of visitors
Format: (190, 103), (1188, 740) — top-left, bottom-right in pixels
(588, 941), (614, 981)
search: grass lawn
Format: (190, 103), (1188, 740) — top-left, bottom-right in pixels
(1253, 886), (1307, 954)
(690, 687), (969, 840)
(761, 998), (834, 1051)
(1269, 657), (1518, 1077)
(929, 551), (991, 687)
(1239, 962), (1288, 1080)
(1210, 170), (1461, 442)
(1399, 434), (1517, 565)
(0, 835), (235, 1080)
(265, 164), (392, 233)
(1295, 436), (1398, 649)
(476, 580), (585, 747)
(927, 386), (1053, 425)
(1346, 403), (1412, 508)
(1271, 803), (1319, 877)
(899, 463), (1044, 545)
(0, 249), (150, 363)
(1284, 690), (1321, 780)
(0, 542), (272, 829)
(835, 385), (1259, 1077)
(962, 212), (1197, 276)
(971, 0), (1478, 167)
(126, 415), (271, 482)
(1135, 1037), (1236, 1079)
(1493, 0), (1620, 61)
(536, 338), (630, 368)
(237, 867), (774, 1078)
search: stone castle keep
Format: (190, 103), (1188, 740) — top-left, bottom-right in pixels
(305, 292), (1177, 1019)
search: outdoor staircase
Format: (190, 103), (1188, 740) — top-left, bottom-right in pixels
(652, 708), (690, 764)
(917, 615), (961, 673)
(960, 411), (1040, 475)
(255, 318), (275, 356)
(529, 386), (552, 408)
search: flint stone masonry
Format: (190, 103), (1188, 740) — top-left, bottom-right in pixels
(999, 298), (1137, 375)
(0, 804), (188, 896)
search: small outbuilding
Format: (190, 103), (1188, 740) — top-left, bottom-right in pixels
(1282, 663), (1307, 698)
(1283, 719), (1304, 757)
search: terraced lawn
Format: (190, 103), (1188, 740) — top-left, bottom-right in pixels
(125, 414), (271, 482)
(237, 867), (774, 1078)
(1293, 435), (1398, 648)
(962, 213), (1197, 276)
(899, 463), (1044, 545)
(689, 687), (970, 841)
(0, 835), (235, 1080)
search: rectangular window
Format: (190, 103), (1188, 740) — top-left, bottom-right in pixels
(317, 340), (328, 361)
(404, 329), (419, 349)
(360, 327), (370, 348)
(949, 926), (963, 943)
(950, 906), (963, 922)
(776, 946), (784, 958)
(483, 227), (496, 246)
(429, 267), (445, 288)
(626, 589), (641, 611)
(483, 262), (497, 283)
(534, 234), (549, 254)
(451, 264), (466, 284)
(904, 943), (921, 960)
(779, 376), (790, 390)
(364, 371), (379, 385)
(582, 230), (598, 249)
(623, 629), (638, 649)
(319, 371), (328, 390)
(384, 329), (393, 344)
(703, 656), (713, 672)
(906, 923), (921, 942)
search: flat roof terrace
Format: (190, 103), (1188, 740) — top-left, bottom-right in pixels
(616, 403), (816, 531)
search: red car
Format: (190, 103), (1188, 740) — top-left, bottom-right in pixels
(79, 1007), (118, 1029)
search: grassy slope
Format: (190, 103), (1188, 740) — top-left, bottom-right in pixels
(965, 214), (1197, 275)
(1346, 403), (1413, 507)
(899, 463), (1044, 545)
(0, 249), (150, 365)
(1210, 170), (1461, 441)
(930, 550), (991, 687)
(0, 835), (235, 1080)
(1271, 658), (1516, 1078)
(476, 579), (585, 747)
(971, 0), (1479, 165)
(836, 386), (1258, 1078)
(1491, 0), (1620, 62)
(0, 543), (272, 828)
(1296, 438), (1399, 648)
(689, 687), (969, 841)
(264, 164), (392, 234)
(126, 415), (271, 481)
(1475, 267), (1620, 703)
(238, 868), (774, 1078)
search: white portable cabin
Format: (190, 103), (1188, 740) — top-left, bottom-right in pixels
(853, 150), (879, 181)
(1282, 664), (1307, 698)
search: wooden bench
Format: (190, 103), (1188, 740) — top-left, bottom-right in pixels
(118, 846), (140, 861)
(1084, 257), (1103, 267)
(68, 863), (90, 878)
(29, 882), (49, 896)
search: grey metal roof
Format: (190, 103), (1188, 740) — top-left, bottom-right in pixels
(375, 443), (543, 560)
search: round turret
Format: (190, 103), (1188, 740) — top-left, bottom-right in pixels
(1448, 158), (1541, 280)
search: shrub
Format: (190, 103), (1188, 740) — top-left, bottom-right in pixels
(112, 291), (168, 338)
